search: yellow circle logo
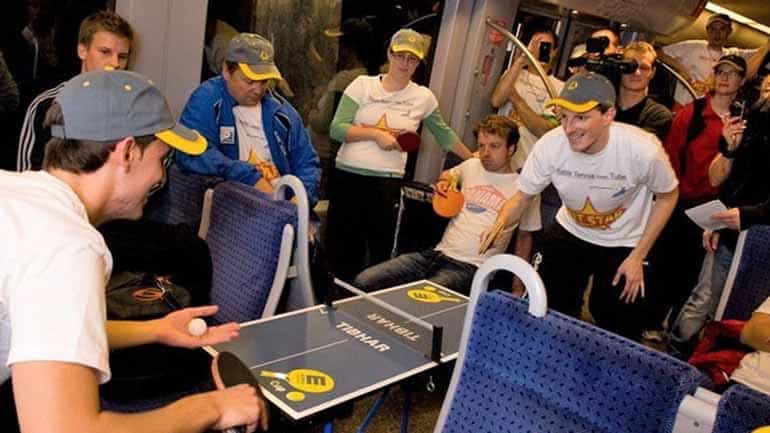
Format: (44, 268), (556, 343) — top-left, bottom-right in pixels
(567, 81), (579, 90)
(286, 391), (306, 402)
(407, 286), (461, 303)
(260, 51), (270, 61)
(261, 368), (335, 393)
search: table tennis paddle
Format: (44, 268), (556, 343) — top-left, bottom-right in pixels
(211, 351), (269, 432)
(397, 131), (421, 152)
(432, 175), (464, 218)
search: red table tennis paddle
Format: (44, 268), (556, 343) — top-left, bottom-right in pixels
(211, 351), (269, 432)
(432, 175), (464, 218)
(397, 131), (421, 152)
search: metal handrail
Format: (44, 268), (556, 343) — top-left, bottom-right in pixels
(656, 60), (699, 100)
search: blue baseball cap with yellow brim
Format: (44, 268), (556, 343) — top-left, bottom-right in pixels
(225, 33), (283, 81)
(545, 72), (616, 113)
(51, 70), (206, 155)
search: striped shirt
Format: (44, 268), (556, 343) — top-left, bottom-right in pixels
(17, 83), (64, 171)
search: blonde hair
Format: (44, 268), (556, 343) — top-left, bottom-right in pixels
(623, 41), (657, 63)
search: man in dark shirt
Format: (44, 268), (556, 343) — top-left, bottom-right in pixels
(614, 41), (672, 140)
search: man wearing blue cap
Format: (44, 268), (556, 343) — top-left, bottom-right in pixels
(177, 32), (321, 206)
(481, 72), (679, 341)
(0, 70), (267, 433)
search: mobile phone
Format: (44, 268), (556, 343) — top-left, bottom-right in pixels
(538, 41), (552, 63)
(729, 99), (745, 119)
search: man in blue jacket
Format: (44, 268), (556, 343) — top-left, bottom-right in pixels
(177, 33), (321, 206)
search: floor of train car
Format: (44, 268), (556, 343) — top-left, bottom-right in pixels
(302, 382), (446, 433)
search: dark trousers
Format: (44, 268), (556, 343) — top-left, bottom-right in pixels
(536, 223), (655, 341)
(647, 201), (709, 329)
(353, 250), (477, 296)
(326, 169), (402, 281)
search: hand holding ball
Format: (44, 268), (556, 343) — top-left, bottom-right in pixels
(188, 318), (208, 337)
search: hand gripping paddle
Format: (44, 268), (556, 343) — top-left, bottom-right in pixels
(432, 175), (464, 218)
(397, 131), (421, 152)
(212, 351), (269, 432)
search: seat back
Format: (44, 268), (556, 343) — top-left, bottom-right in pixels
(204, 181), (297, 323)
(391, 181), (449, 257)
(716, 225), (770, 321)
(144, 164), (223, 227)
(435, 255), (706, 433)
(712, 384), (770, 433)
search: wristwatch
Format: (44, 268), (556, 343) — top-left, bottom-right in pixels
(719, 137), (737, 159)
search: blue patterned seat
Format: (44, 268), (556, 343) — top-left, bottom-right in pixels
(716, 225), (770, 321)
(205, 181), (298, 323)
(435, 255), (707, 433)
(143, 163), (223, 227)
(713, 384), (770, 433)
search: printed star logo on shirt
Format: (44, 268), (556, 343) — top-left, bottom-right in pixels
(566, 197), (626, 229)
(365, 114), (401, 135)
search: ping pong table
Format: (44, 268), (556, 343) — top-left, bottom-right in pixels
(207, 279), (468, 423)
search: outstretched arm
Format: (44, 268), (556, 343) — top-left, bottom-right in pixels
(12, 361), (266, 433)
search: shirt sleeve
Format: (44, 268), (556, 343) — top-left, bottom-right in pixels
(8, 243), (111, 384)
(423, 109), (460, 151)
(516, 136), (554, 195)
(640, 140), (679, 194)
(662, 41), (691, 60)
(329, 93), (360, 143)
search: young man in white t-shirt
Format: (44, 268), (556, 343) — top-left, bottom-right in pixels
(660, 13), (769, 108)
(491, 28), (564, 170)
(353, 115), (540, 295)
(482, 73), (679, 340)
(0, 71), (267, 433)
(732, 296), (770, 395)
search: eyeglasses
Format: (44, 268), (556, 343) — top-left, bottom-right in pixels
(391, 51), (420, 65)
(714, 69), (741, 79)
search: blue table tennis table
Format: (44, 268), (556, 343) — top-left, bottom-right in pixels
(208, 280), (468, 425)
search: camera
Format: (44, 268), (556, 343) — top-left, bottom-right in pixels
(566, 36), (639, 79)
(538, 41), (552, 63)
(729, 99), (746, 119)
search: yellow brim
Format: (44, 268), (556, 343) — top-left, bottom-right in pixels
(239, 63), (283, 81)
(545, 98), (598, 113)
(391, 45), (424, 60)
(714, 61), (744, 74)
(156, 128), (207, 155)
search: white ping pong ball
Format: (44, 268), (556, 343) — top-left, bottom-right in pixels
(188, 318), (207, 337)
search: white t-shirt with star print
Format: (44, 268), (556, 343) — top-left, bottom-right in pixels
(335, 75), (449, 177)
(516, 122), (678, 247)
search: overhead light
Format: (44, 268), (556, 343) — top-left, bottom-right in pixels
(705, 2), (770, 35)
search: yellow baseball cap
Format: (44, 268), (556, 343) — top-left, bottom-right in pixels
(389, 28), (430, 60)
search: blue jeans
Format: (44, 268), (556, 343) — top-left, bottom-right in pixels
(669, 244), (734, 344)
(352, 250), (477, 296)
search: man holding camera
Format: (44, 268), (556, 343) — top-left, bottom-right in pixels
(648, 55), (748, 339)
(615, 41), (672, 140)
(491, 27), (564, 170)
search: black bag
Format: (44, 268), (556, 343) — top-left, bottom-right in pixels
(106, 272), (191, 320)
